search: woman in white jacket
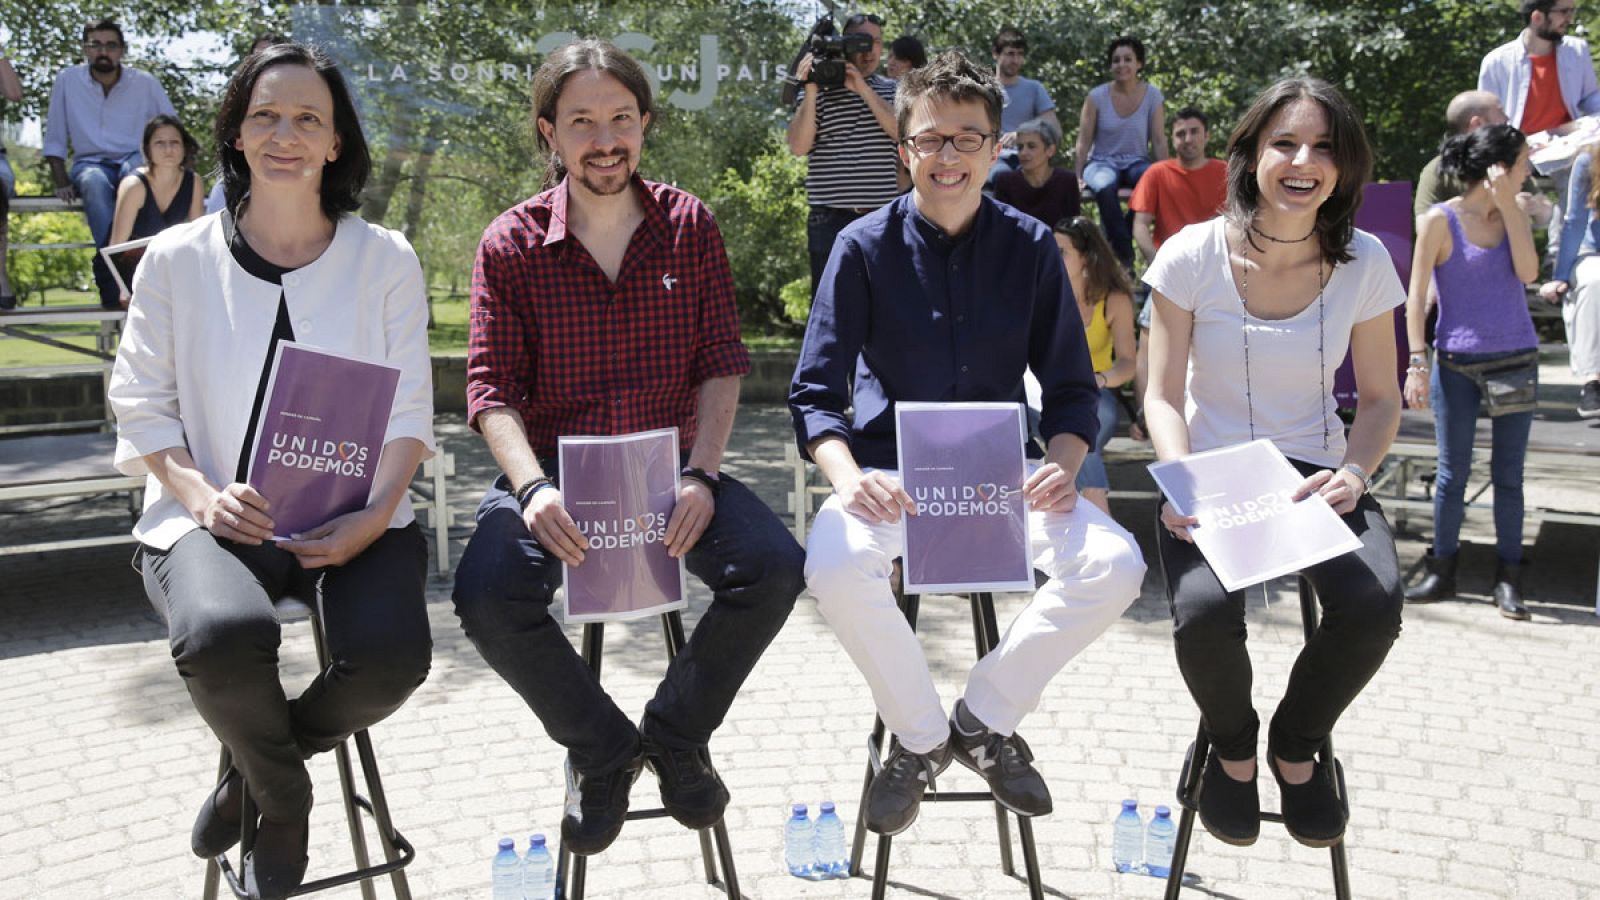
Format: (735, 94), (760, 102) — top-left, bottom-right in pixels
(108, 43), (435, 900)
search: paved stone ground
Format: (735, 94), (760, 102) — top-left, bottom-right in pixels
(2, 403), (1598, 899)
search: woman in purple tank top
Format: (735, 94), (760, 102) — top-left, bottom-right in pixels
(1402, 124), (1540, 619)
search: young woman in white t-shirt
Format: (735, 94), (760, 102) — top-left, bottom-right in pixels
(1142, 78), (1405, 852)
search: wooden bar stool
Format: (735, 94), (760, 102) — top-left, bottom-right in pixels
(553, 610), (740, 900)
(1162, 575), (1352, 900)
(203, 597), (415, 900)
(848, 589), (1045, 900)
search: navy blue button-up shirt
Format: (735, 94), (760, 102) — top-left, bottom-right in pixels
(790, 193), (1098, 470)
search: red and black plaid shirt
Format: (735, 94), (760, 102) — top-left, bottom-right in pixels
(467, 176), (750, 456)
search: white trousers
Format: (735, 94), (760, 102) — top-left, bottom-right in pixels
(1567, 255), (1600, 379)
(804, 470), (1147, 753)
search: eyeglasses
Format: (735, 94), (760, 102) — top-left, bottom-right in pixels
(902, 132), (996, 155)
(83, 41), (123, 51)
(844, 13), (884, 27)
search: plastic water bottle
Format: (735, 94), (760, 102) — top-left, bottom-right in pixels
(784, 803), (815, 877)
(813, 801), (848, 878)
(523, 833), (555, 899)
(1112, 799), (1145, 874)
(492, 837), (522, 900)
(1145, 806), (1176, 878)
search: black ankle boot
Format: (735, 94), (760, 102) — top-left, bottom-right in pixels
(1494, 561), (1529, 620)
(1404, 550), (1457, 603)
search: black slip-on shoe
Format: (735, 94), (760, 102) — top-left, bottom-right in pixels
(242, 812), (309, 900)
(1268, 753), (1346, 848)
(1197, 751), (1260, 846)
(191, 766), (245, 859)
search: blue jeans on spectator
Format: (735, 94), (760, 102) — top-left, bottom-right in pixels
(1082, 158), (1151, 266)
(807, 206), (866, 297)
(71, 152), (141, 308)
(1075, 387), (1121, 492)
(452, 470), (804, 776)
(1430, 348), (1535, 563)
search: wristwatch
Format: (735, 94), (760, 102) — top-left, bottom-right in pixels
(1340, 462), (1371, 493)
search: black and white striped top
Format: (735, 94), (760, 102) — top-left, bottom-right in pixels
(802, 75), (901, 209)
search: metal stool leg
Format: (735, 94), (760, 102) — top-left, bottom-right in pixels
(1163, 725), (1208, 900)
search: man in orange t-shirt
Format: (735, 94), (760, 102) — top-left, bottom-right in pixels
(1129, 106), (1226, 265)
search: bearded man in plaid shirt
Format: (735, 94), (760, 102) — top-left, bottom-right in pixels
(452, 41), (804, 857)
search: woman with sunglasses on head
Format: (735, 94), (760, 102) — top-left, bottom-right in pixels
(1143, 77), (1404, 851)
(1402, 124), (1540, 619)
(1052, 216), (1135, 513)
(1074, 36), (1167, 269)
(108, 43), (435, 900)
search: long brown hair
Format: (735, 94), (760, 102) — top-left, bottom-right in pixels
(531, 40), (655, 191)
(1223, 77), (1372, 265)
(1054, 216), (1134, 305)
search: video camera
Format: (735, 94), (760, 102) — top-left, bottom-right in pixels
(781, 15), (875, 105)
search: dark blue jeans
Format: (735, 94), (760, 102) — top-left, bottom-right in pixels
(807, 205), (866, 298)
(1430, 349), (1536, 563)
(1082, 158), (1152, 266)
(452, 471), (804, 775)
(71, 152), (141, 308)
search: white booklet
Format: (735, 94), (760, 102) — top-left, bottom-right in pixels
(1147, 439), (1362, 592)
(99, 236), (157, 300)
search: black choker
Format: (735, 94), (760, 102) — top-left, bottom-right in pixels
(1249, 222), (1317, 244)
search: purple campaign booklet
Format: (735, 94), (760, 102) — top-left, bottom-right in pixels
(558, 427), (687, 623)
(896, 402), (1034, 594)
(246, 341), (401, 540)
(1147, 439), (1362, 592)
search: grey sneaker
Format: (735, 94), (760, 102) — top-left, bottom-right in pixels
(1579, 381), (1600, 419)
(948, 708), (1053, 817)
(863, 740), (952, 835)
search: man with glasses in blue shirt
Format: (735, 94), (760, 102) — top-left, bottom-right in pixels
(790, 52), (1146, 837)
(786, 11), (901, 297)
(44, 19), (175, 309)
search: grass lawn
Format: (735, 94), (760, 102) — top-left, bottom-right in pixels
(2, 286), (798, 368)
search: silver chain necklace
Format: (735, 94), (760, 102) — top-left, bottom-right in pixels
(1236, 233), (1331, 452)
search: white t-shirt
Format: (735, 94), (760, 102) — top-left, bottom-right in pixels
(1142, 217), (1404, 468)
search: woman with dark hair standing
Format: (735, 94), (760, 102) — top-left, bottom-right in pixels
(1143, 78), (1404, 850)
(108, 43), (435, 900)
(1074, 36), (1168, 268)
(1402, 124), (1540, 619)
(107, 114), (204, 304)
(1053, 216), (1135, 513)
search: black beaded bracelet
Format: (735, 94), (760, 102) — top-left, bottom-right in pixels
(680, 466), (721, 497)
(515, 476), (556, 509)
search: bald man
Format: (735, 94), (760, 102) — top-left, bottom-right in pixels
(1414, 91), (1510, 216)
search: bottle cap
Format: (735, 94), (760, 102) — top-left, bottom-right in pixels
(821, 801), (836, 813)
(792, 803), (808, 816)
(498, 837), (515, 851)
(1121, 799), (1137, 811)
(529, 834), (546, 848)
(1155, 805), (1171, 818)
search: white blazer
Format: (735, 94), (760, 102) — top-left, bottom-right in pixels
(109, 212), (437, 550)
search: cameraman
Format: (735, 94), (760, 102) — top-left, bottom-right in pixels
(786, 12), (900, 295)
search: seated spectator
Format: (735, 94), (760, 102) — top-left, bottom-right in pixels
(44, 19), (176, 309)
(1053, 216), (1136, 513)
(992, 117), (1080, 227)
(1074, 36), (1167, 268)
(0, 49), (22, 308)
(1542, 139), (1600, 418)
(107, 115), (204, 305)
(885, 35), (926, 79)
(990, 28), (1058, 177)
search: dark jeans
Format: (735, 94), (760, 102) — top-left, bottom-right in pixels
(1082, 159), (1152, 267)
(1430, 348), (1535, 563)
(70, 153), (141, 308)
(807, 205), (866, 298)
(452, 471), (804, 776)
(1156, 459), (1403, 763)
(140, 524), (432, 820)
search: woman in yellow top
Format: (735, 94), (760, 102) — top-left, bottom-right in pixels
(1054, 216), (1137, 512)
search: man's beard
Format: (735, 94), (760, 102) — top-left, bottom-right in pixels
(91, 56), (117, 74)
(573, 152), (634, 196)
(1535, 22), (1566, 42)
